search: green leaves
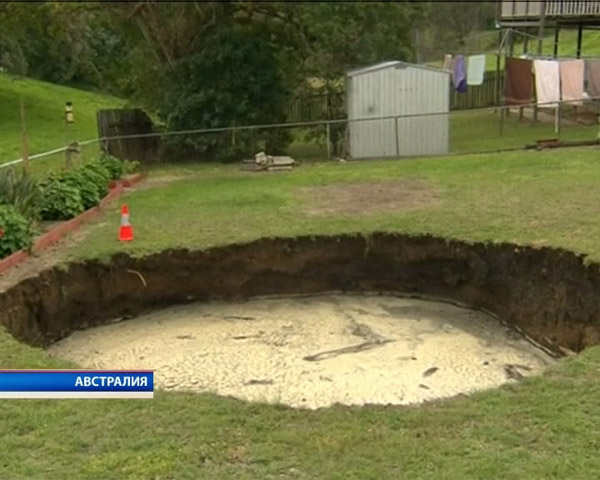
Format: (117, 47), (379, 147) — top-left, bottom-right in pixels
(61, 169), (102, 210)
(162, 27), (290, 162)
(0, 204), (33, 257)
(0, 167), (41, 222)
(39, 176), (85, 221)
(39, 159), (117, 221)
(82, 162), (111, 198)
(99, 154), (124, 181)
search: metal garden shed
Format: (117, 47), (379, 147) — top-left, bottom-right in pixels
(346, 61), (450, 159)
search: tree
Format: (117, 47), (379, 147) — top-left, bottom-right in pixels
(423, 1), (496, 61)
(161, 26), (290, 162)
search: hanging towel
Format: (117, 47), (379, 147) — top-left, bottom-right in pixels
(452, 55), (467, 93)
(505, 57), (533, 105)
(586, 59), (600, 98)
(534, 59), (560, 108)
(560, 59), (584, 106)
(467, 55), (486, 86)
(442, 54), (453, 72)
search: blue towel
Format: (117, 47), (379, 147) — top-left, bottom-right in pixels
(453, 55), (467, 93)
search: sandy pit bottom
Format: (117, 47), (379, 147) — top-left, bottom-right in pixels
(48, 294), (555, 409)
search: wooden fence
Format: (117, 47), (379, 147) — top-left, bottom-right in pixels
(287, 71), (504, 122)
(451, 70), (504, 110)
(96, 109), (159, 164)
(287, 93), (345, 122)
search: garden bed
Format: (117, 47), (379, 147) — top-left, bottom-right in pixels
(0, 173), (145, 275)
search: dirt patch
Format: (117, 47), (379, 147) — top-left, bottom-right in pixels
(1, 233), (600, 356)
(296, 179), (441, 216)
(134, 175), (186, 191)
(0, 221), (104, 293)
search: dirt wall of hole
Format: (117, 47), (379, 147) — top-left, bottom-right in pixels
(1, 233), (600, 353)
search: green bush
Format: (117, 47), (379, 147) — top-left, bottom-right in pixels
(0, 167), (41, 221)
(61, 169), (101, 209)
(39, 177), (85, 221)
(0, 205), (34, 258)
(99, 154), (124, 180)
(162, 28), (290, 163)
(123, 159), (141, 175)
(84, 163), (111, 191)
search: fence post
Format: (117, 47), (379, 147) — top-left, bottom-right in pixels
(326, 122), (331, 159)
(20, 99), (29, 173)
(394, 116), (400, 157)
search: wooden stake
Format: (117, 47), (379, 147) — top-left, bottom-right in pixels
(20, 99), (29, 173)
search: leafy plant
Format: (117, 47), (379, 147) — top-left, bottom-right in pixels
(61, 169), (101, 209)
(123, 159), (140, 175)
(39, 177), (84, 221)
(0, 167), (41, 221)
(0, 204), (34, 258)
(162, 28), (290, 163)
(83, 162), (111, 197)
(99, 154), (124, 180)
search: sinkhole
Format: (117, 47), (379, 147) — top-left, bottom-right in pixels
(48, 294), (553, 409)
(2, 233), (600, 408)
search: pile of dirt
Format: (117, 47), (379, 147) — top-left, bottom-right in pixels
(2, 233), (600, 356)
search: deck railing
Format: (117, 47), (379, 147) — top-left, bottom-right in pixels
(500, 0), (600, 19)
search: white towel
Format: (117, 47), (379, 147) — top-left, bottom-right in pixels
(442, 54), (453, 72)
(560, 59), (584, 106)
(534, 60), (560, 107)
(467, 55), (486, 86)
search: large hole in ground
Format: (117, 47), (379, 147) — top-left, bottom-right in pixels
(2, 233), (600, 407)
(48, 294), (554, 408)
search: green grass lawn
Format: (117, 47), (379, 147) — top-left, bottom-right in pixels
(71, 146), (600, 261)
(0, 73), (123, 172)
(451, 108), (597, 153)
(4, 146), (600, 478)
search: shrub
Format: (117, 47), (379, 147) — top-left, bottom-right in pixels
(39, 178), (84, 221)
(123, 159), (141, 175)
(61, 169), (101, 209)
(0, 167), (41, 221)
(99, 154), (124, 180)
(163, 28), (290, 163)
(0, 205), (34, 258)
(83, 162), (111, 197)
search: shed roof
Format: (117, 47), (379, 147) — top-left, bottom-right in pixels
(346, 60), (449, 77)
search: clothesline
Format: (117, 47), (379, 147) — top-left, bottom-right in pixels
(516, 54), (600, 60)
(504, 56), (600, 108)
(450, 26), (594, 61)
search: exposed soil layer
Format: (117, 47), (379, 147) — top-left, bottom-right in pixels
(2, 233), (600, 355)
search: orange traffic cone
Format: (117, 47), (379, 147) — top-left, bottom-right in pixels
(118, 204), (134, 242)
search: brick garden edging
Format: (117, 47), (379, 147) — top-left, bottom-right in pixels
(0, 173), (146, 275)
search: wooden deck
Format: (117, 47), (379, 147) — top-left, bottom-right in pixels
(499, 1), (600, 26)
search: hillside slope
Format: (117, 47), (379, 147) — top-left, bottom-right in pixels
(0, 74), (123, 165)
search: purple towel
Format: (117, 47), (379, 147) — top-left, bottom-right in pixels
(452, 55), (467, 93)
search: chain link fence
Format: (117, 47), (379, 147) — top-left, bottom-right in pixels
(1, 97), (599, 174)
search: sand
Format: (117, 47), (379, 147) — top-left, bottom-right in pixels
(48, 294), (555, 409)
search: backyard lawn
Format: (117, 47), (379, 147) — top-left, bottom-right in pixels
(2, 146), (600, 478)
(72, 146), (600, 261)
(1, 65), (600, 479)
